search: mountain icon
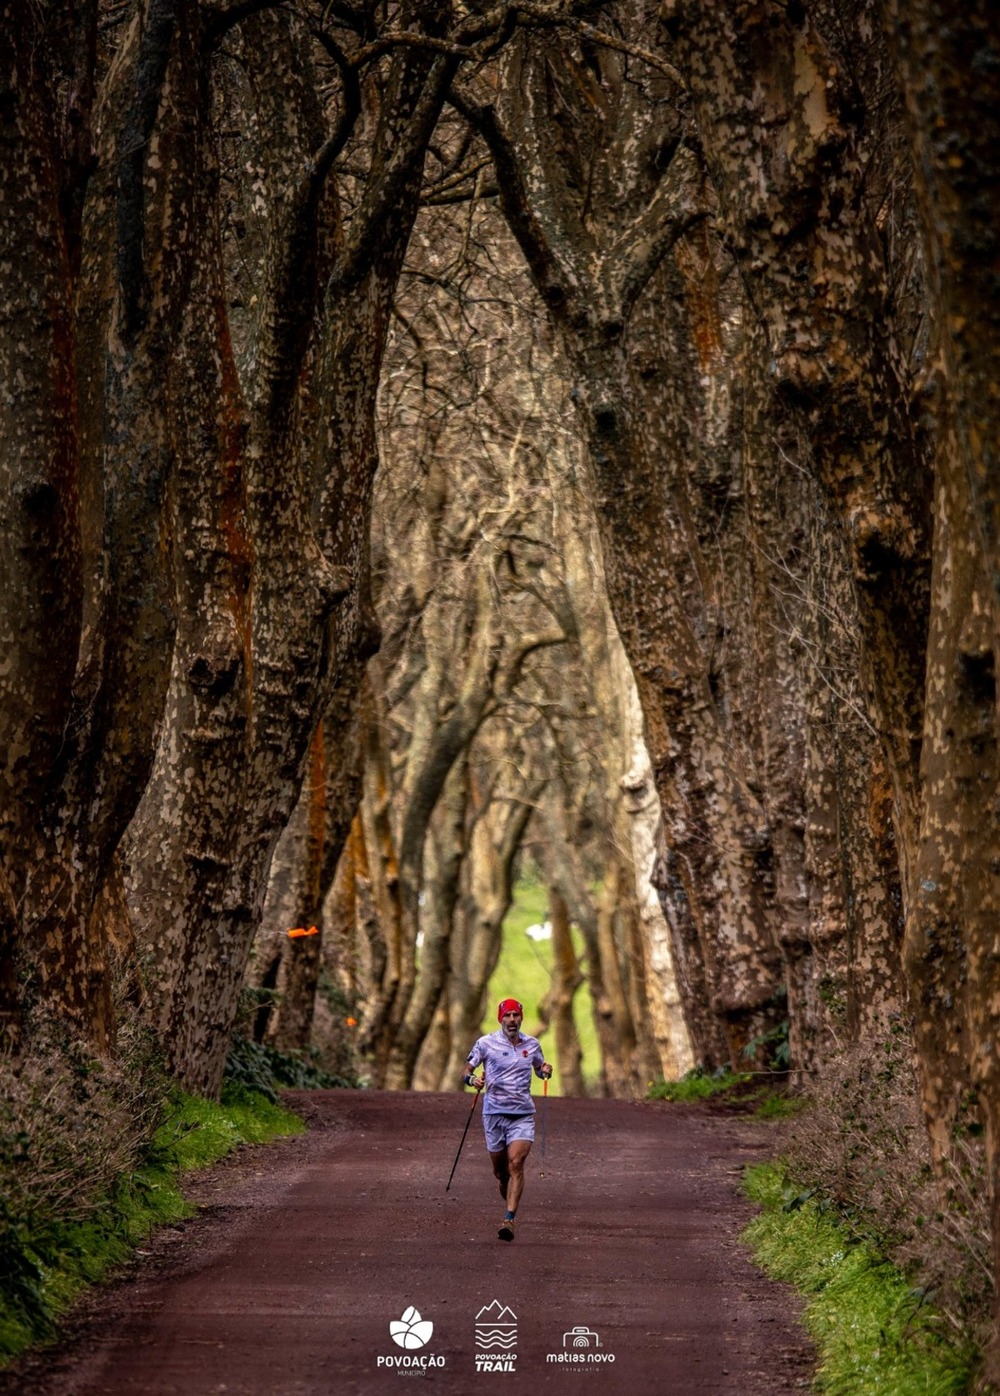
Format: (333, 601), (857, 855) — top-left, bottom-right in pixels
(475, 1300), (516, 1324)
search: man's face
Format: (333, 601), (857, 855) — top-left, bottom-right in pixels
(501, 1009), (522, 1038)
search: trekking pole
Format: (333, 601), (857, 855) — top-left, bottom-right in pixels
(445, 1082), (482, 1192)
(539, 1078), (549, 1160)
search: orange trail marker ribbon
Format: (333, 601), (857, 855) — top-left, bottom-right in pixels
(286, 925), (319, 938)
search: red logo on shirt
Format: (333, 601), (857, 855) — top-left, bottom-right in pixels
(523, 1050), (529, 1057)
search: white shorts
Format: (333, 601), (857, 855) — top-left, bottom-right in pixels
(483, 1112), (535, 1153)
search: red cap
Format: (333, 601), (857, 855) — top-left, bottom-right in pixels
(498, 998), (523, 1022)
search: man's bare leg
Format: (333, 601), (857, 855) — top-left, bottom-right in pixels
(504, 1140), (532, 1215)
(489, 1147), (510, 1200)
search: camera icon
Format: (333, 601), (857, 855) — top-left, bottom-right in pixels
(563, 1326), (601, 1349)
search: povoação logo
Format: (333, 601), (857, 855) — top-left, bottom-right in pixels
(390, 1305), (433, 1349)
(376, 1305), (447, 1374)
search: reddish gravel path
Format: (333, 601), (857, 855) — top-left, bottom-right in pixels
(7, 1090), (813, 1395)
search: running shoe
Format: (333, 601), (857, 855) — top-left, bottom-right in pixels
(497, 1217), (515, 1242)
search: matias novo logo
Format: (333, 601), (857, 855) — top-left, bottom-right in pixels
(546, 1323), (616, 1366)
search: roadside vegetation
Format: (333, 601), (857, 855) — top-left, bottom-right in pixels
(647, 1067), (751, 1102)
(225, 993), (360, 1102)
(744, 1163), (976, 1396)
(0, 1016), (304, 1367)
(782, 1028), (992, 1372)
(646, 1066), (806, 1121)
(653, 1030), (987, 1382)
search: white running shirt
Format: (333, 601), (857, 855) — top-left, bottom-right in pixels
(467, 1028), (545, 1116)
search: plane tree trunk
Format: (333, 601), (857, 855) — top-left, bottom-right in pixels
(0, 0), (201, 1047)
(354, 715), (404, 1080)
(903, 378), (1000, 1366)
(544, 887), (585, 1097)
(551, 427), (693, 1084)
(887, 1), (1000, 650)
(263, 695), (367, 1054)
(383, 758), (468, 1089)
(667, 0), (1000, 1361)
(885, 11), (1000, 1362)
(461, 24), (785, 1061)
(665, 0), (932, 879)
(125, 6), (466, 1095)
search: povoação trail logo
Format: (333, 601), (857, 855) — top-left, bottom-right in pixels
(475, 1300), (518, 1372)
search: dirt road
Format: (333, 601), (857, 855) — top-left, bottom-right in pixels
(7, 1090), (812, 1395)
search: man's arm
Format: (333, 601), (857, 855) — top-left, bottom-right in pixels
(532, 1043), (553, 1079)
(464, 1041), (485, 1090)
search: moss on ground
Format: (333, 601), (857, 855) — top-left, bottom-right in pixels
(743, 1162), (977, 1396)
(0, 1088), (302, 1365)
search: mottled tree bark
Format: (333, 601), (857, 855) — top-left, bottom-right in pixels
(324, 818), (360, 1014)
(264, 697), (367, 1053)
(906, 394), (1000, 1338)
(463, 19), (785, 1062)
(552, 437), (692, 1084)
(651, 835), (730, 1070)
(620, 754), (694, 1080)
(306, 817), (364, 1082)
(126, 6), (468, 1094)
(0, 3), (85, 1034)
(544, 887), (585, 1096)
(384, 758), (468, 1089)
(355, 719), (403, 1079)
(885, 11), (1000, 1359)
(0, 0), (200, 1045)
(740, 376), (813, 1072)
(594, 863), (641, 1089)
(887, 1), (1000, 653)
(803, 506), (905, 1052)
(413, 998), (452, 1092)
(666, 0), (932, 879)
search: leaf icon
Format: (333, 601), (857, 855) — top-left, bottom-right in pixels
(390, 1306), (434, 1349)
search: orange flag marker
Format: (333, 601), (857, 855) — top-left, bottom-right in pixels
(286, 925), (319, 938)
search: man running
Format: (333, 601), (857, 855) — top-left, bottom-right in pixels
(464, 998), (552, 1242)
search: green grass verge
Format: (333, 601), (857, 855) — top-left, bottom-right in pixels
(480, 879), (600, 1096)
(752, 1089), (805, 1120)
(151, 1086), (304, 1171)
(742, 1162), (977, 1396)
(0, 1088), (303, 1365)
(647, 1068), (751, 1101)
